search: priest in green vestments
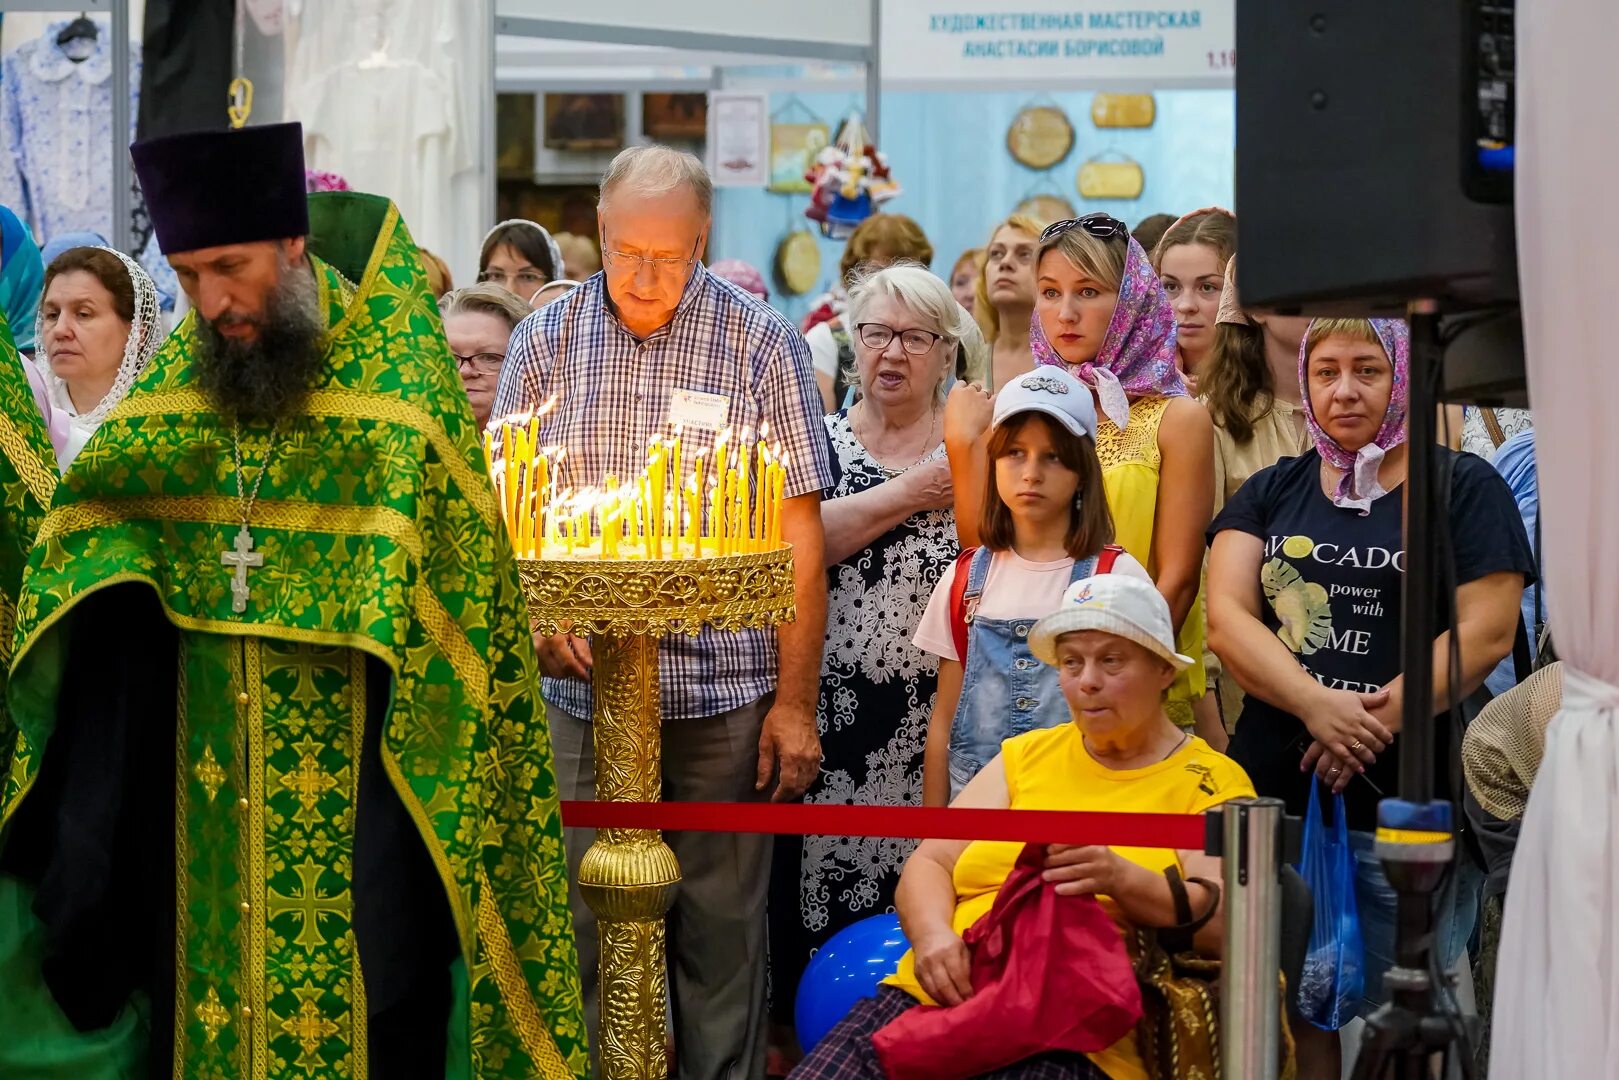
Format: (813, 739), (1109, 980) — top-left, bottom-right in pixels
(0, 122), (588, 1079)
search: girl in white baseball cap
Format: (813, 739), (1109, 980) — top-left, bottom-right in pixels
(911, 364), (1153, 804)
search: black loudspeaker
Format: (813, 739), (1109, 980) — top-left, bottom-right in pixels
(1235, 1), (1519, 316)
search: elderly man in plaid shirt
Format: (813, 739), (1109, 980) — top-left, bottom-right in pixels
(492, 145), (832, 1080)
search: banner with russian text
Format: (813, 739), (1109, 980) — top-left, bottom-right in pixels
(879, 1), (1235, 90)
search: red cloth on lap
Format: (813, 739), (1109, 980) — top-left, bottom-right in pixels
(871, 844), (1142, 1080)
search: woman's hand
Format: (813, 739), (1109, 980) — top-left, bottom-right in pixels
(911, 926), (974, 1006)
(1300, 684), (1393, 769)
(943, 382), (993, 450)
(1041, 844), (1131, 897)
(900, 455), (954, 512)
(1300, 740), (1366, 793)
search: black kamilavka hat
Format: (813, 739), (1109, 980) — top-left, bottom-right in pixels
(131, 122), (309, 254)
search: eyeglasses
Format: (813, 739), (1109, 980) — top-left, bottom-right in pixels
(478, 269), (548, 291)
(453, 351), (506, 375)
(1040, 213), (1130, 244)
(601, 240), (700, 278)
(856, 322), (945, 355)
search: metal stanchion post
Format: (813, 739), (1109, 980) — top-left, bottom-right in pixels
(1218, 797), (1285, 1080)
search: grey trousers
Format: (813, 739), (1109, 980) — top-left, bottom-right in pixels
(548, 695), (774, 1080)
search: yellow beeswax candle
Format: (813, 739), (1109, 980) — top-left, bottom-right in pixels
(671, 435), (683, 542)
(737, 453), (751, 554)
(770, 466), (785, 548)
(534, 454), (549, 558)
(502, 427), (519, 545)
(753, 442), (769, 550)
(649, 446), (665, 559)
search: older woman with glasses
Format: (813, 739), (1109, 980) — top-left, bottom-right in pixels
(769, 263), (989, 1062)
(438, 283), (530, 429)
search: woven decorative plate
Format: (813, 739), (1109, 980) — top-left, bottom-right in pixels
(1007, 105), (1074, 170)
(775, 229), (822, 296)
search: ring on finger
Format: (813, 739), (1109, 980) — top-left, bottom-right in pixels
(1329, 765), (1342, 776)
(1351, 738), (1366, 752)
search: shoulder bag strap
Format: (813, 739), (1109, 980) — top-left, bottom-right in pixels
(1096, 543), (1126, 574)
(1480, 407), (1508, 449)
(949, 547), (979, 663)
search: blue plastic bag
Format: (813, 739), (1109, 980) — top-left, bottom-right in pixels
(1296, 780), (1364, 1029)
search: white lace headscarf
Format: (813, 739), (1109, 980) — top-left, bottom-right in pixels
(481, 219), (565, 284)
(35, 245), (163, 470)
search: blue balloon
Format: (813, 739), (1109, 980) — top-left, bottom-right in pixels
(795, 913), (911, 1053)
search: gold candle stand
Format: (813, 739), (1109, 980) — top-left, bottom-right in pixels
(520, 547), (796, 1080)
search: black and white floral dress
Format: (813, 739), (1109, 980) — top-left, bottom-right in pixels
(769, 409), (959, 1019)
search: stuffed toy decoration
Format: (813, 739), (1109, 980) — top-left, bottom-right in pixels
(804, 117), (901, 239)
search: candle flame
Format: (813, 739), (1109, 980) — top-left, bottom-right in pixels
(534, 394), (559, 419)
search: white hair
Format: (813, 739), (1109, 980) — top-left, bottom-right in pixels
(599, 145), (713, 216)
(845, 263), (990, 397)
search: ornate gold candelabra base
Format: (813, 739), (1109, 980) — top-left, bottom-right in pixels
(521, 547), (796, 1080)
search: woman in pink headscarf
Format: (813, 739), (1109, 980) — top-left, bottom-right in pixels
(1206, 316), (1531, 1075)
(944, 213), (1218, 741)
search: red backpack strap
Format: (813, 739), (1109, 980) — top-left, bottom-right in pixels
(948, 546), (979, 662)
(1095, 543), (1126, 574)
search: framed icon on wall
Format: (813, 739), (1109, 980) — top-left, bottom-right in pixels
(543, 94), (626, 151)
(643, 93), (709, 140)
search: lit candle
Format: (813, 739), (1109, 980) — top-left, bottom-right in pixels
(753, 441), (769, 551)
(771, 465), (786, 547)
(759, 464), (774, 550)
(513, 430), (531, 557)
(534, 452), (549, 558)
(502, 425), (520, 546)
(737, 448), (751, 555)
(649, 443), (666, 560)
(642, 477), (655, 559)
(712, 430), (731, 550)
(604, 476), (618, 559)
(685, 479), (700, 559)
(726, 468), (741, 556)
(671, 432), (683, 544)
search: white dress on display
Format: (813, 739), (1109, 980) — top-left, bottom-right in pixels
(282, 0), (481, 259)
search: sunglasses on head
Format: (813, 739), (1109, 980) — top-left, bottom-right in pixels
(1040, 213), (1130, 244)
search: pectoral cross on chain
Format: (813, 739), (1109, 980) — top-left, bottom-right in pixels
(221, 524), (264, 614)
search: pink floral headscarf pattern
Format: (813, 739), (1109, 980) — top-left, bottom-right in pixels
(1031, 234), (1185, 430)
(1299, 317), (1411, 514)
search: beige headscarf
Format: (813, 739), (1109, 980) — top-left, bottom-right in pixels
(1215, 254), (1250, 327)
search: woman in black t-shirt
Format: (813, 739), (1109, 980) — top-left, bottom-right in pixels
(1207, 317), (1533, 1075)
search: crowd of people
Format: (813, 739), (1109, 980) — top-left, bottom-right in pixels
(0, 132), (1549, 1080)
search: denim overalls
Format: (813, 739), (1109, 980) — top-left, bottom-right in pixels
(947, 547), (1099, 798)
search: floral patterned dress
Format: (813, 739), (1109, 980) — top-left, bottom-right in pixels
(769, 410), (959, 1022)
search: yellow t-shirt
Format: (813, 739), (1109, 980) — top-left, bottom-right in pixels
(885, 722), (1255, 1080)
(1095, 396), (1208, 723)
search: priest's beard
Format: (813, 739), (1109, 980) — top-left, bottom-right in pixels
(194, 255), (326, 425)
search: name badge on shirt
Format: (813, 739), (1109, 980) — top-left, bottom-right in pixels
(668, 388), (730, 432)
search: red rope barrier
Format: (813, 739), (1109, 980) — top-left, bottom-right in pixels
(559, 801), (1206, 849)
